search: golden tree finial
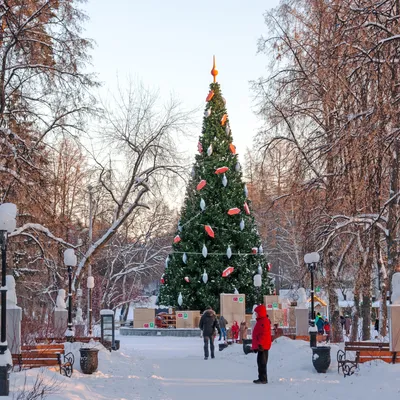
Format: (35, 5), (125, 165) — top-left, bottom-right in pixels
(211, 55), (218, 83)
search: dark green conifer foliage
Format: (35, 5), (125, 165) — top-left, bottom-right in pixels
(158, 82), (273, 312)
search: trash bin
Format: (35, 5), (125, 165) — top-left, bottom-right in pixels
(113, 339), (120, 351)
(312, 346), (331, 373)
(242, 338), (253, 355)
(80, 348), (99, 374)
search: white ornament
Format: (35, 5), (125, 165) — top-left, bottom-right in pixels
(258, 263), (263, 275)
(178, 222), (182, 232)
(191, 167), (195, 177)
(226, 246), (232, 259)
(178, 293), (183, 306)
(205, 108), (211, 117)
(182, 253), (187, 264)
(202, 244), (208, 258)
(259, 245), (263, 254)
(234, 287), (239, 295)
(222, 174), (228, 187)
(225, 124), (230, 136)
(244, 185), (248, 198)
(165, 256), (169, 269)
(253, 274), (262, 287)
(240, 219), (245, 231)
(207, 144), (213, 156)
(235, 162), (241, 172)
(200, 198), (206, 211)
(202, 270), (208, 284)
(55, 289), (67, 310)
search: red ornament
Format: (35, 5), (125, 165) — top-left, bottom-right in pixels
(206, 90), (214, 102)
(252, 247), (258, 254)
(205, 225), (215, 238)
(244, 202), (250, 215)
(222, 266), (234, 277)
(267, 263), (272, 271)
(197, 180), (207, 191)
(198, 142), (203, 153)
(227, 208), (241, 215)
(173, 235), (181, 244)
(221, 114), (227, 126)
(184, 276), (190, 283)
(215, 166), (229, 174)
(161, 274), (165, 284)
(229, 144), (236, 154)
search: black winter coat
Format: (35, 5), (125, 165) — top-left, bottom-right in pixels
(199, 310), (221, 337)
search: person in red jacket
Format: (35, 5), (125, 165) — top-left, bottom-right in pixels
(231, 321), (239, 342)
(251, 304), (272, 384)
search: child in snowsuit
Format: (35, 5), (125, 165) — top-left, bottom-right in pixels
(251, 304), (272, 384)
(231, 321), (239, 342)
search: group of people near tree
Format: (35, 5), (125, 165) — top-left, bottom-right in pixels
(315, 312), (331, 340)
(199, 304), (271, 384)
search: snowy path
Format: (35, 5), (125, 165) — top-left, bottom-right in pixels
(10, 335), (400, 399)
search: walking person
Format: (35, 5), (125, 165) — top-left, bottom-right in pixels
(344, 315), (351, 335)
(251, 304), (272, 384)
(218, 315), (228, 341)
(199, 306), (221, 360)
(340, 315), (345, 331)
(315, 312), (325, 334)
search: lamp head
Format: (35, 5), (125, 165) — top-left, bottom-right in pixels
(64, 248), (77, 266)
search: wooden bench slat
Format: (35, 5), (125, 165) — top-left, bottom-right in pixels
(346, 347), (390, 352)
(346, 342), (389, 347)
(18, 354), (61, 360)
(15, 359), (60, 366)
(23, 345), (65, 350)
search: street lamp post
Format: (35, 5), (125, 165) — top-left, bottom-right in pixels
(87, 185), (94, 337)
(87, 266), (94, 337)
(0, 203), (17, 396)
(64, 249), (77, 341)
(304, 252), (320, 348)
(253, 274), (262, 305)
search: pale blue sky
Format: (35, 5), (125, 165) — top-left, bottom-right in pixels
(82, 0), (280, 160)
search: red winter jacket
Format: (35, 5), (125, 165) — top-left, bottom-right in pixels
(251, 305), (272, 351)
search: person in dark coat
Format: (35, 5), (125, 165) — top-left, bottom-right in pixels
(374, 318), (379, 332)
(199, 307), (221, 360)
(218, 315), (228, 341)
(251, 304), (272, 384)
(344, 315), (351, 335)
(340, 315), (345, 330)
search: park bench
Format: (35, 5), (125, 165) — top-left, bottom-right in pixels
(12, 344), (74, 377)
(337, 341), (399, 377)
(35, 336), (101, 344)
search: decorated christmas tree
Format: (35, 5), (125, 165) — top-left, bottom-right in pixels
(159, 58), (273, 311)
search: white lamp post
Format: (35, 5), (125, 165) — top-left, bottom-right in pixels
(0, 203), (17, 396)
(87, 266), (95, 337)
(64, 248), (77, 339)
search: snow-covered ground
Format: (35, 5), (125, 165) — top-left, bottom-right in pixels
(8, 334), (400, 399)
